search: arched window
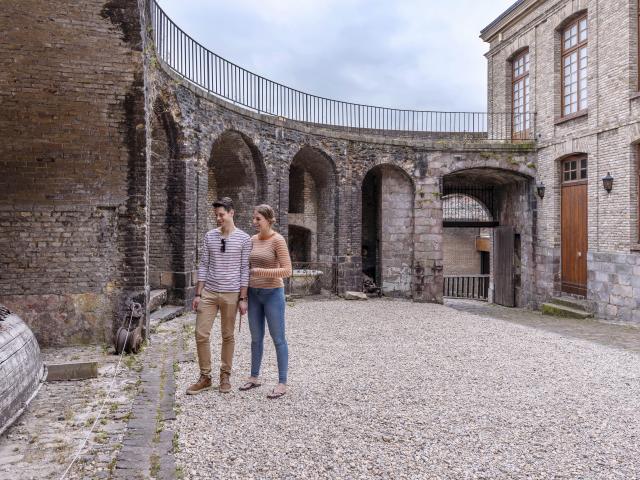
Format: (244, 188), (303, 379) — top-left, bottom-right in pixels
(512, 49), (530, 139)
(561, 14), (588, 116)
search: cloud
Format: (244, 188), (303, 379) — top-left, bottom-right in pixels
(156, 0), (512, 112)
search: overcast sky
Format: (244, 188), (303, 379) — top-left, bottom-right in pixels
(156, 0), (512, 112)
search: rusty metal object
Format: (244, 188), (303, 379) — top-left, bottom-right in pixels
(114, 301), (144, 355)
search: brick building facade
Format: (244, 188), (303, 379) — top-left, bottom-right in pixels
(8, 0), (640, 346)
(482, 0), (640, 321)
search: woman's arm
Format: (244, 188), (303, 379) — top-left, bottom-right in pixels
(252, 236), (293, 279)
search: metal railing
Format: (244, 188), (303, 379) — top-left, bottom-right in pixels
(443, 275), (489, 301)
(149, 0), (533, 140)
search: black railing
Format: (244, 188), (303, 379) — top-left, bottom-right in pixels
(149, 1), (534, 140)
(444, 275), (489, 301)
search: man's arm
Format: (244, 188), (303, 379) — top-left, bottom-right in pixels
(193, 234), (210, 311)
(192, 281), (205, 311)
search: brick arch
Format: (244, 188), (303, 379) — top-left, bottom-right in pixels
(554, 8), (588, 32)
(287, 145), (337, 265)
(361, 163), (415, 298)
(149, 95), (185, 291)
(208, 129), (267, 233)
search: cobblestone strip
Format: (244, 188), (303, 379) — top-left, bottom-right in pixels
(113, 317), (186, 479)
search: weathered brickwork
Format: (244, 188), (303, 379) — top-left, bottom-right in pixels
(483, 0), (640, 322)
(0, 0), (148, 345)
(2, 0), (543, 346)
(151, 64), (536, 306)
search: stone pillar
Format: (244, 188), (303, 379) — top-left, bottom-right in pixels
(412, 176), (443, 303)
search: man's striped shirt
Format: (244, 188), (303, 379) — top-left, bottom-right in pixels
(198, 227), (251, 293)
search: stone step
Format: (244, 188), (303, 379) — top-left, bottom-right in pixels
(550, 296), (591, 312)
(541, 302), (593, 319)
(150, 305), (185, 329)
(149, 289), (167, 313)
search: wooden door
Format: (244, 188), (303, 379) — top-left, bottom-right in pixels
(493, 226), (515, 307)
(561, 157), (588, 296)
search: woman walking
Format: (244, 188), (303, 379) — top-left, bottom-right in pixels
(240, 204), (292, 399)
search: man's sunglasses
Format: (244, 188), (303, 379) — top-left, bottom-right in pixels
(220, 238), (226, 253)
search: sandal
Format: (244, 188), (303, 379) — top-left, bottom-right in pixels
(267, 388), (286, 399)
(239, 380), (262, 391)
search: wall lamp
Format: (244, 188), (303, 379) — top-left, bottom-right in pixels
(536, 181), (546, 199)
(602, 172), (613, 193)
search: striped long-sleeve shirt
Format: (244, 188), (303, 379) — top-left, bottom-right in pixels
(249, 233), (293, 289)
(197, 228), (251, 293)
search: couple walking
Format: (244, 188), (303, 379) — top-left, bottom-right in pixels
(187, 197), (292, 399)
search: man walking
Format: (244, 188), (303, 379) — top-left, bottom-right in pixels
(187, 197), (251, 394)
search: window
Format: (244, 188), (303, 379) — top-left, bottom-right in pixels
(512, 50), (530, 138)
(562, 157), (587, 183)
(561, 15), (588, 116)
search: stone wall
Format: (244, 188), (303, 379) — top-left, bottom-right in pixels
(0, 0), (148, 345)
(484, 0), (640, 321)
(152, 63), (536, 305)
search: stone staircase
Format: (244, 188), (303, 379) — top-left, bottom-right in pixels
(149, 289), (185, 330)
(541, 296), (593, 319)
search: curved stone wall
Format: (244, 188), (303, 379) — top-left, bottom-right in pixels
(149, 63), (537, 304)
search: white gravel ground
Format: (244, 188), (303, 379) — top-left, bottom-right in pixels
(174, 299), (640, 479)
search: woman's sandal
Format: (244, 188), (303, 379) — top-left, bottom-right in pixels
(267, 388), (286, 399)
(238, 380), (262, 391)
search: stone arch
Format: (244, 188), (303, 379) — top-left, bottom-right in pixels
(149, 95), (184, 291)
(287, 146), (337, 265)
(208, 130), (267, 233)
(361, 163), (415, 297)
(442, 193), (493, 222)
(442, 167), (534, 306)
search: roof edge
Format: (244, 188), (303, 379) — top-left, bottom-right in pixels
(480, 0), (527, 40)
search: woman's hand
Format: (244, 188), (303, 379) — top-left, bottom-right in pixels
(192, 295), (200, 312)
(250, 267), (262, 275)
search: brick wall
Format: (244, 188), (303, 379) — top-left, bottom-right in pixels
(0, 0), (148, 345)
(443, 228), (482, 275)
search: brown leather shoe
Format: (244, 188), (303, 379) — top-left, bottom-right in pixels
(219, 372), (231, 393)
(186, 374), (212, 395)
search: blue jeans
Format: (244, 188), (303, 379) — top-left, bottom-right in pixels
(248, 287), (288, 384)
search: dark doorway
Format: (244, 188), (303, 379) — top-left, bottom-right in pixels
(361, 164), (414, 297)
(288, 225), (311, 263)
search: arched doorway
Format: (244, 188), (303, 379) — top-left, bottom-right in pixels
(442, 167), (533, 307)
(287, 146), (337, 264)
(361, 164), (414, 297)
(208, 130), (266, 234)
(442, 192), (494, 301)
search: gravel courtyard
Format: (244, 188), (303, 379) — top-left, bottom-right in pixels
(174, 299), (640, 479)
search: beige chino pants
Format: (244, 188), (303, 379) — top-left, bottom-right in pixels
(195, 290), (239, 377)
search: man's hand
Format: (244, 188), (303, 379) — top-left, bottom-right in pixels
(192, 295), (200, 312)
(238, 299), (248, 316)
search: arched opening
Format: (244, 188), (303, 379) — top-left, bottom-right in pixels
(149, 97), (183, 295)
(208, 130), (266, 234)
(442, 167), (533, 307)
(287, 146), (336, 265)
(442, 193), (493, 300)
(361, 164), (414, 297)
